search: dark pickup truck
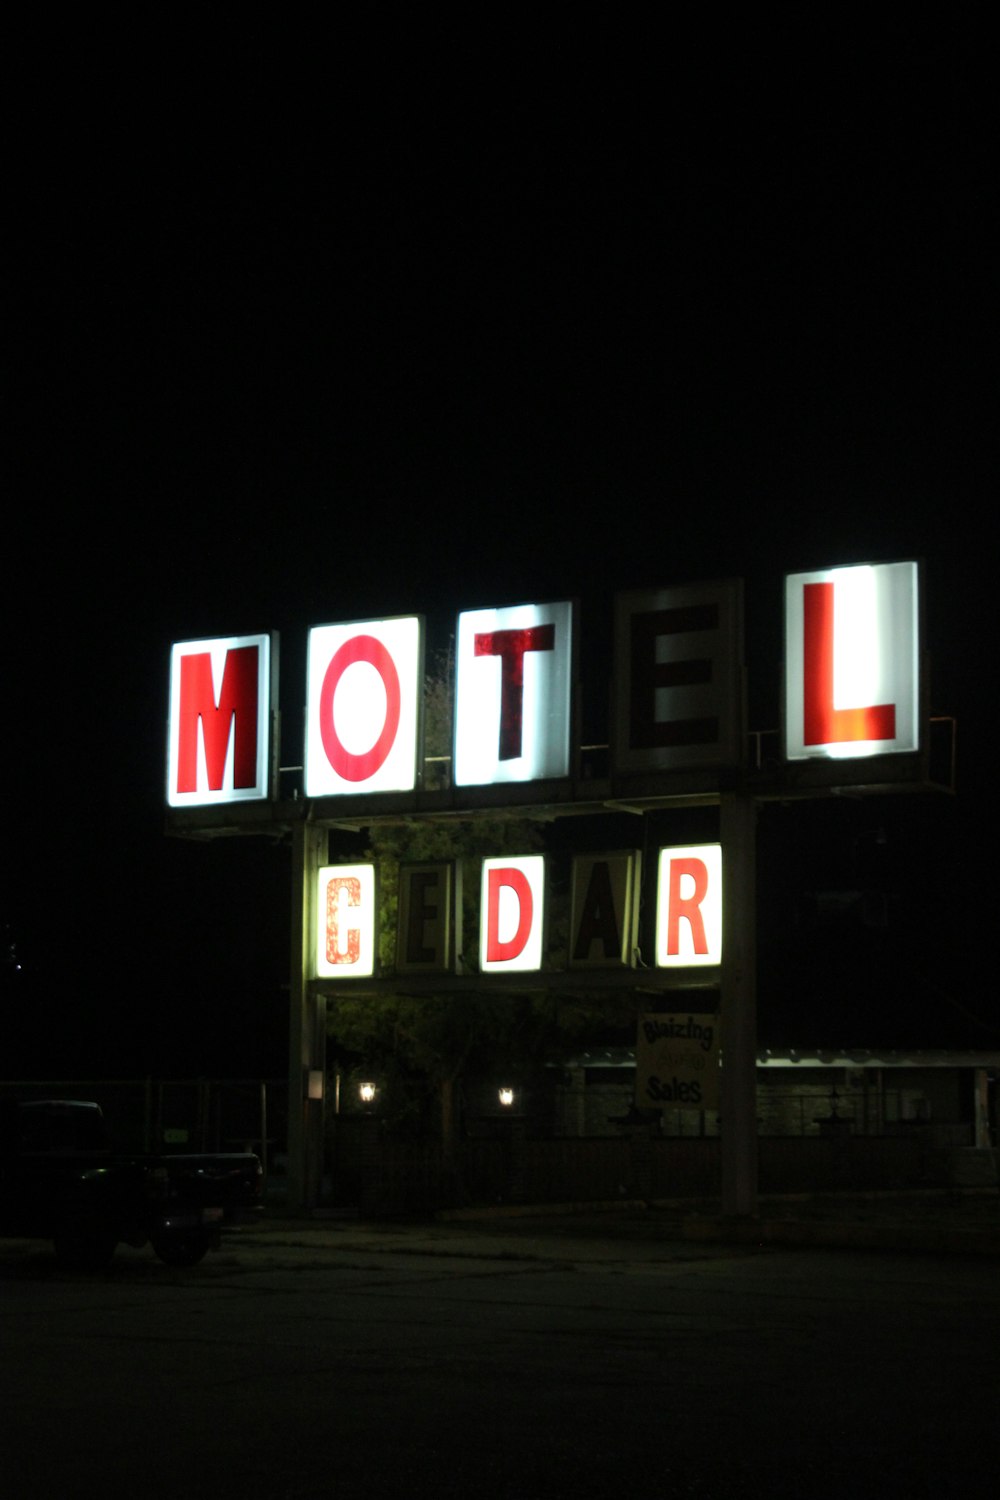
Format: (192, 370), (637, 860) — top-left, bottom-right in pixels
(0, 1098), (264, 1269)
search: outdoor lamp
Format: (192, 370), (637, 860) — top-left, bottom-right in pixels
(498, 1087), (514, 1108)
(360, 1081), (376, 1105)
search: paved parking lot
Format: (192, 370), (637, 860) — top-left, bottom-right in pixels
(3, 1197), (999, 1499)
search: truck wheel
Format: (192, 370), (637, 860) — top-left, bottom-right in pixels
(152, 1231), (211, 1267)
(54, 1215), (118, 1271)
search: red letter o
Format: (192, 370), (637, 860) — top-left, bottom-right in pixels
(319, 635), (401, 782)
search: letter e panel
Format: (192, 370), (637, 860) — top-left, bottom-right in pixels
(396, 862), (461, 975)
(613, 582), (743, 774)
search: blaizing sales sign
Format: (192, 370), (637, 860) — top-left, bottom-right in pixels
(635, 1012), (721, 1111)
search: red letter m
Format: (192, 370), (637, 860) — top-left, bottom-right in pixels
(176, 646), (259, 793)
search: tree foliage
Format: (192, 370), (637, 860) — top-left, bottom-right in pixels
(324, 655), (630, 1142)
(326, 813), (551, 1139)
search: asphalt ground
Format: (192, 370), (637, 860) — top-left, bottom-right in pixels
(249, 1187), (1000, 1262)
(4, 1187), (999, 1498)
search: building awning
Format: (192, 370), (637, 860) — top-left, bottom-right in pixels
(553, 1048), (1000, 1071)
(758, 1050), (1000, 1069)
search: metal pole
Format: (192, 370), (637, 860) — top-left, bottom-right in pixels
(260, 1079), (268, 1180)
(144, 1077), (153, 1154)
(720, 792), (758, 1217)
(287, 821), (327, 1211)
(973, 1067), (990, 1151)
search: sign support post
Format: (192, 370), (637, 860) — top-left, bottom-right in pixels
(287, 821), (328, 1212)
(720, 792), (758, 1217)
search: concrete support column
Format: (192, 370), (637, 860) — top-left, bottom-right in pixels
(720, 793), (758, 1217)
(287, 821), (328, 1212)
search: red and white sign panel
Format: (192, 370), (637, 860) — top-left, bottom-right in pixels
(317, 864), (376, 978)
(454, 602), (573, 786)
(167, 633), (273, 807)
(785, 562), (919, 761)
(613, 582), (743, 772)
(569, 852), (641, 969)
(480, 855), (546, 973)
(655, 844), (722, 968)
(306, 617), (423, 796)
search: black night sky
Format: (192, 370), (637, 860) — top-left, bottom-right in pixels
(3, 19), (996, 1079)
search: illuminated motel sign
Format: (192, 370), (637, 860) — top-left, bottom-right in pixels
(166, 566), (921, 808)
(306, 616), (424, 795)
(314, 856), (550, 981)
(785, 562), (920, 760)
(167, 633), (274, 807)
(315, 847), (717, 979)
(613, 582), (743, 772)
(655, 845), (723, 968)
(167, 563), (921, 972)
(480, 856), (546, 973)
(317, 864), (376, 978)
(455, 602), (574, 785)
